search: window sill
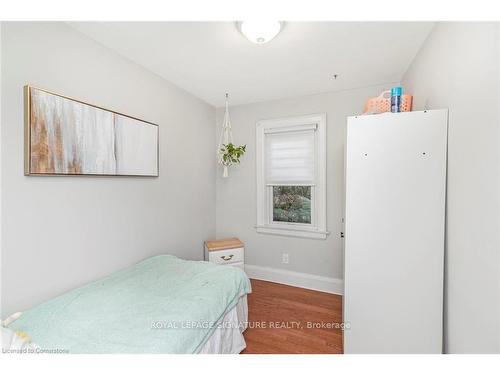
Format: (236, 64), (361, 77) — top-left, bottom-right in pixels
(255, 225), (329, 240)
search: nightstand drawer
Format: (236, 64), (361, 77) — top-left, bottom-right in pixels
(208, 247), (244, 265)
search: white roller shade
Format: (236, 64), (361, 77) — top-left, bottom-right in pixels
(264, 125), (316, 184)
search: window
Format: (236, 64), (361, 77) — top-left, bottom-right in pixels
(273, 186), (311, 224)
(256, 114), (328, 239)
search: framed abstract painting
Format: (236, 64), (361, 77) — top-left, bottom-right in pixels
(24, 86), (159, 176)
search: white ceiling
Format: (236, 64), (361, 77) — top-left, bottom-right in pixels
(69, 22), (434, 107)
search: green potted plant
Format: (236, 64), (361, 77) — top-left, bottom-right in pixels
(219, 143), (246, 178)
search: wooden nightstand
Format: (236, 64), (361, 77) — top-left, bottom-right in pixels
(204, 238), (244, 270)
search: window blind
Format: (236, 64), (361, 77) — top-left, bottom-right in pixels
(264, 125), (316, 184)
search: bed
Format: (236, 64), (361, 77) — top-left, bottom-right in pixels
(3, 255), (251, 354)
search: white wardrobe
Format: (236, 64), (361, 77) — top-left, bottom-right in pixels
(343, 110), (448, 353)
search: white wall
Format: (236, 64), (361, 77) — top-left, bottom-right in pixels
(1, 22), (216, 317)
(498, 23), (500, 350)
(402, 22), (500, 353)
(215, 83), (397, 286)
(0, 22), (3, 319)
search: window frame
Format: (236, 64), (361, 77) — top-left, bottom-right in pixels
(256, 113), (328, 240)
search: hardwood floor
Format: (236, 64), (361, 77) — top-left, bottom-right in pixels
(241, 279), (344, 354)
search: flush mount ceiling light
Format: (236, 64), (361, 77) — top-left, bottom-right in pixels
(237, 21), (283, 44)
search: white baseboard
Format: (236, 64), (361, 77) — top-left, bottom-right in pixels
(244, 264), (344, 295)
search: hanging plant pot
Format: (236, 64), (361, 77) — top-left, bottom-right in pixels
(217, 93), (246, 178)
(220, 143), (246, 178)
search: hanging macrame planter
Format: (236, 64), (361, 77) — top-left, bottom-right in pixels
(217, 93), (246, 178)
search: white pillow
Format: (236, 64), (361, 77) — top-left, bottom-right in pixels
(2, 311), (22, 327)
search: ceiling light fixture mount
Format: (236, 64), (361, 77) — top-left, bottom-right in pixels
(237, 21), (283, 44)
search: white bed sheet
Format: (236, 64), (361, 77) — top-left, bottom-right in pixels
(199, 295), (248, 354)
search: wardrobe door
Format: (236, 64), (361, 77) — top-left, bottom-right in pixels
(344, 110), (447, 353)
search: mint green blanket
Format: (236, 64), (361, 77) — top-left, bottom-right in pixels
(8, 255), (251, 354)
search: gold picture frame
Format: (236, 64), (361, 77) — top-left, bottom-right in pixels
(24, 85), (159, 177)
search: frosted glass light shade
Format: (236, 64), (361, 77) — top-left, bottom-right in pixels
(239, 21), (282, 44)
